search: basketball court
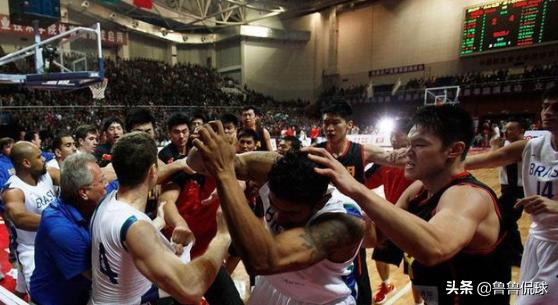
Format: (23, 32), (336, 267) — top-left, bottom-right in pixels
(0, 0), (557, 304)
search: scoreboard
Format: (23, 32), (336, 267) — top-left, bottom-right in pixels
(460, 0), (558, 56)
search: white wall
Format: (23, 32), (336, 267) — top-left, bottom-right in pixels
(128, 32), (170, 62)
(216, 40), (241, 70)
(337, 0), (488, 85)
(176, 45), (214, 67)
(242, 11), (333, 100)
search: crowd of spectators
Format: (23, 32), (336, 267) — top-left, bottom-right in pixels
(325, 63), (558, 100)
(1, 57), (552, 149)
(0, 57), (316, 145)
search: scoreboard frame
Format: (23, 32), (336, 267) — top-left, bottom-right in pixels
(459, 0), (558, 57)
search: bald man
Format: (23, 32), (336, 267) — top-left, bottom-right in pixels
(2, 141), (60, 291)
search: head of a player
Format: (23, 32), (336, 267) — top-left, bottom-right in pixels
(60, 153), (106, 215)
(322, 101), (353, 144)
(24, 130), (41, 148)
(111, 132), (158, 191)
(10, 141), (47, 178)
(406, 105), (474, 181)
(237, 128), (258, 153)
(125, 108), (157, 139)
(268, 152), (331, 229)
(167, 112), (190, 150)
(504, 117), (526, 143)
(241, 105), (259, 129)
(0, 137), (14, 156)
(189, 112), (207, 142)
(75, 124), (98, 154)
(101, 117), (124, 146)
(52, 132), (77, 163)
(221, 113), (239, 139)
(541, 86), (558, 134)
(277, 136), (302, 155)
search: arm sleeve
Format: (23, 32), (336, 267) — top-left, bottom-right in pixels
(48, 226), (91, 280)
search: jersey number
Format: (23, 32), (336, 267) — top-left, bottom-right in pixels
(536, 181), (555, 198)
(99, 242), (119, 284)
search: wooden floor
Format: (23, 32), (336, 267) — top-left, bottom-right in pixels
(231, 166), (530, 305)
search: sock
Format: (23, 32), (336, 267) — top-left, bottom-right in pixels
(415, 302), (425, 305)
(382, 280), (390, 285)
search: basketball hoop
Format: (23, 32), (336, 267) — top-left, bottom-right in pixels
(89, 78), (108, 100)
(424, 86), (460, 106)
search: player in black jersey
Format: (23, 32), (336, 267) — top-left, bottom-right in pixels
(307, 105), (508, 305)
(241, 105), (273, 151)
(315, 101), (406, 305)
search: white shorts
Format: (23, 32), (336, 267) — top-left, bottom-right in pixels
(515, 235), (558, 305)
(247, 276), (356, 305)
(16, 246), (35, 291)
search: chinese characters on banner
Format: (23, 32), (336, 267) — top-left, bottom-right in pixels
(369, 64), (425, 77)
(0, 15), (127, 46)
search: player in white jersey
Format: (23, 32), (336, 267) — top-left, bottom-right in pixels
(89, 132), (231, 305)
(2, 141), (60, 289)
(46, 132), (77, 196)
(189, 122), (371, 305)
(466, 86), (558, 305)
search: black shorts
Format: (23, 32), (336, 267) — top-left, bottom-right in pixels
(372, 239), (404, 267)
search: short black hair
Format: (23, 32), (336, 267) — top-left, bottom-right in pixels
(221, 113), (239, 127)
(542, 86), (558, 101)
(52, 132), (73, 151)
(111, 132), (158, 188)
(241, 105), (260, 116)
(237, 128), (258, 141)
(101, 117), (124, 133)
(75, 124), (97, 141)
(0, 137), (14, 150)
(23, 130), (38, 142)
(393, 118), (412, 134)
(282, 136), (301, 152)
(167, 112), (190, 130)
(412, 105), (474, 160)
(322, 101), (353, 121)
(506, 117), (528, 131)
(125, 108), (156, 132)
(191, 112), (207, 124)
(268, 152), (330, 205)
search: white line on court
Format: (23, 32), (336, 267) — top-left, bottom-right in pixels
(384, 282), (411, 305)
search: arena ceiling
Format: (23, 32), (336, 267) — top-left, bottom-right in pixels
(92, 0), (360, 33)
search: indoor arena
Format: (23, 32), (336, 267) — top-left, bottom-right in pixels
(0, 0), (556, 305)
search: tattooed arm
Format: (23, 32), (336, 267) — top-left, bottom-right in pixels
(217, 176), (364, 276)
(190, 121), (364, 274)
(188, 148), (280, 184)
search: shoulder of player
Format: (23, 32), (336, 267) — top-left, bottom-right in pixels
(307, 212), (365, 249)
(439, 184), (494, 213)
(123, 219), (165, 257)
(2, 187), (25, 201)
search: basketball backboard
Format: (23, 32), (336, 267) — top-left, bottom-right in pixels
(0, 22), (104, 90)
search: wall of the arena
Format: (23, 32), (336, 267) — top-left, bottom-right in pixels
(216, 40), (241, 69)
(128, 32), (170, 62)
(176, 45), (215, 67)
(336, 0), (486, 85)
(241, 12), (333, 100)
(335, 0), (558, 86)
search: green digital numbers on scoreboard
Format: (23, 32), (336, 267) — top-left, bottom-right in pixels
(460, 0), (558, 56)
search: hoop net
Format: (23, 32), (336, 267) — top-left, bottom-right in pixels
(89, 78), (108, 100)
(424, 86), (460, 106)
